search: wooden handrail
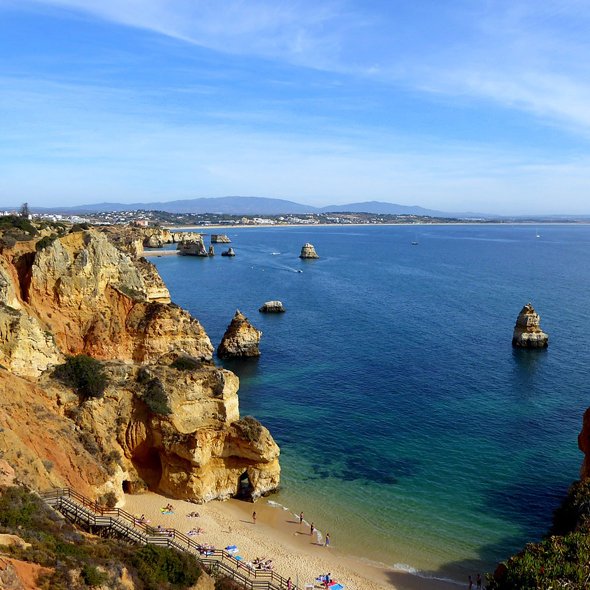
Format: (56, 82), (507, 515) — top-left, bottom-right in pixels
(41, 488), (297, 590)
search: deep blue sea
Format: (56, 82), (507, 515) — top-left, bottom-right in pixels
(151, 224), (590, 584)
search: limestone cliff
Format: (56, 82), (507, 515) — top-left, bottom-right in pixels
(0, 227), (280, 504)
(512, 303), (549, 348)
(217, 310), (262, 359)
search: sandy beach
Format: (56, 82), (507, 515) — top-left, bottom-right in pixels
(124, 492), (461, 590)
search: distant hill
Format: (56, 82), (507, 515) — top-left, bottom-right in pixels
(31, 196), (316, 215)
(21, 196), (483, 217)
(320, 200), (455, 217)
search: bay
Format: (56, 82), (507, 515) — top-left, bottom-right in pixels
(152, 224), (590, 583)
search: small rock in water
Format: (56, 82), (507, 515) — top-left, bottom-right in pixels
(259, 300), (286, 313)
(512, 302), (549, 348)
(299, 243), (319, 259)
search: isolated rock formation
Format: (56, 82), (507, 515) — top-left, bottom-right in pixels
(211, 234), (231, 243)
(512, 303), (549, 348)
(177, 238), (208, 256)
(299, 242), (319, 259)
(221, 247), (235, 257)
(259, 301), (285, 313)
(217, 311), (262, 359)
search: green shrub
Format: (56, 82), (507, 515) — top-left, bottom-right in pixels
(234, 416), (263, 443)
(142, 378), (172, 415)
(35, 235), (57, 252)
(54, 355), (108, 400)
(131, 545), (201, 590)
(552, 479), (590, 536)
(80, 563), (107, 586)
(70, 223), (90, 232)
(171, 356), (201, 371)
(0, 215), (37, 235)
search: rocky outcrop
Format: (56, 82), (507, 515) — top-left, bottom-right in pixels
(299, 243), (319, 259)
(178, 238), (208, 256)
(143, 235), (163, 248)
(259, 301), (285, 313)
(578, 408), (590, 479)
(46, 360), (280, 503)
(0, 226), (280, 504)
(217, 311), (262, 359)
(211, 234), (231, 243)
(208, 245), (215, 256)
(0, 231), (205, 371)
(512, 303), (549, 348)
(221, 248), (235, 257)
(171, 231), (201, 243)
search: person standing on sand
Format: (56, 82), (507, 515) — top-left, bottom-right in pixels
(287, 577), (292, 590)
(476, 573), (482, 589)
(299, 511), (304, 525)
(468, 575), (473, 589)
(310, 522), (314, 536)
(325, 533), (330, 547)
(252, 511), (256, 524)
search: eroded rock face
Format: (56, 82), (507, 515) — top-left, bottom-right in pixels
(512, 303), (549, 348)
(217, 311), (262, 359)
(299, 243), (319, 259)
(0, 231), (212, 370)
(0, 228), (280, 504)
(177, 238), (208, 256)
(66, 362), (279, 503)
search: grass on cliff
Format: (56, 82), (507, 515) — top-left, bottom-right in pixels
(234, 416), (264, 443)
(141, 377), (172, 415)
(488, 479), (590, 589)
(0, 485), (203, 590)
(54, 355), (108, 400)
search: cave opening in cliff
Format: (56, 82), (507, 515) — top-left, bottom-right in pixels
(236, 471), (253, 500)
(131, 448), (162, 491)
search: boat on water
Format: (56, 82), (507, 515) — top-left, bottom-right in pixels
(411, 241), (419, 245)
(536, 229), (541, 238)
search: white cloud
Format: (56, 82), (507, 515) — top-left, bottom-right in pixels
(12, 0), (590, 135)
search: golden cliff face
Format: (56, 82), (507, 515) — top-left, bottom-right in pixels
(0, 228), (280, 503)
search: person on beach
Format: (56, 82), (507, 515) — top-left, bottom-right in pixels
(299, 511), (304, 524)
(325, 532), (330, 547)
(287, 577), (292, 590)
(468, 575), (473, 589)
(310, 522), (314, 536)
(476, 573), (482, 589)
(252, 511), (257, 524)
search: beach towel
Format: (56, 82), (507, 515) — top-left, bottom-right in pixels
(160, 509), (174, 515)
(225, 545), (238, 554)
(329, 584), (344, 590)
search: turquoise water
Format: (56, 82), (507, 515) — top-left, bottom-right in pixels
(152, 224), (590, 583)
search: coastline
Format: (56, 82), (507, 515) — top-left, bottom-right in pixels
(123, 491), (461, 590)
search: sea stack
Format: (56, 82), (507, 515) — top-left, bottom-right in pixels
(512, 303), (549, 348)
(208, 245), (215, 256)
(221, 247), (235, 257)
(259, 301), (285, 313)
(299, 243), (319, 259)
(217, 310), (262, 358)
(211, 234), (231, 243)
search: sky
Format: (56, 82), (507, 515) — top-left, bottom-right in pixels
(0, 1), (589, 214)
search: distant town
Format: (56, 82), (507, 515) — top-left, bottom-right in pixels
(0, 207), (485, 227)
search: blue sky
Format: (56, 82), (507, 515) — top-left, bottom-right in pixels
(1, 1), (589, 214)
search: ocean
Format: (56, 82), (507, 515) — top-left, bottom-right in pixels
(151, 224), (590, 584)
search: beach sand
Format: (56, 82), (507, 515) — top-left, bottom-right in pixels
(123, 492), (461, 590)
